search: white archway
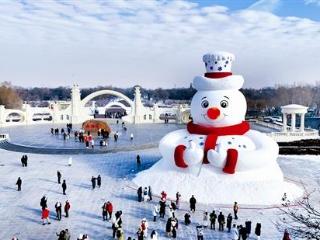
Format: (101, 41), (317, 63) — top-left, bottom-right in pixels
(81, 89), (134, 109)
(5, 110), (25, 122)
(104, 101), (131, 112)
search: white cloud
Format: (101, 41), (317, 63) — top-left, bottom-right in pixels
(305, 0), (320, 6)
(0, 0), (319, 89)
(248, 0), (280, 12)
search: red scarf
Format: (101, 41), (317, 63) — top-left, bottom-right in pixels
(187, 121), (250, 164)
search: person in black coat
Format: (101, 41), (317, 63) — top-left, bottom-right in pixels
(245, 220), (252, 237)
(171, 201), (177, 211)
(21, 155), (28, 167)
(91, 176), (96, 189)
(137, 186), (143, 202)
(184, 212), (191, 225)
(16, 177), (22, 191)
(255, 223), (261, 239)
(136, 154), (141, 167)
(21, 155), (25, 167)
(210, 210), (217, 230)
(62, 180), (67, 195)
(226, 213), (233, 232)
(239, 225), (248, 240)
(40, 196), (47, 210)
(148, 186), (152, 201)
(159, 199), (166, 218)
(136, 227), (144, 240)
(189, 195), (196, 212)
(57, 171), (62, 184)
(97, 175), (101, 188)
(166, 217), (172, 236)
(218, 212), (225, 231)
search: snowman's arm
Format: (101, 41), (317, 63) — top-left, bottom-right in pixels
(159, 129), (188, 166)
(237, 130), (279, 171)
(174, 145), (188, 168)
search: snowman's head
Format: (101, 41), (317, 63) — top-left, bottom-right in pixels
(190, 89), (246, 127)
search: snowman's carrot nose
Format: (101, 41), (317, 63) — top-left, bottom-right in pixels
(207, 107), (220, 120)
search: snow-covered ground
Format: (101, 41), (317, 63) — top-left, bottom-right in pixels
(0, 145), (319, 240)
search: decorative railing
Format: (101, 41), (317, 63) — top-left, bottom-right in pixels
(251, 119), (283, 131)
(0, 134), (9, 141)
(268, 130), (319, 137)
(267, 130), (319, 142)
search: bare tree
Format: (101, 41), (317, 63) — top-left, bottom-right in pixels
(0, 83), (22, 109)
(276, 187), (320, 240)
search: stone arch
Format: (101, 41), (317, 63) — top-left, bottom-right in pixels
(81, 90), (134, 109)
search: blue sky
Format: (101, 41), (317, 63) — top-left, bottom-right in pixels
(195, 0), (320, 20)
(0, 0), (319, 89)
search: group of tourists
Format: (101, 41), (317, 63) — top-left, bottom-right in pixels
(130, 188), (265, 240)
(102, 201), (113, 221)
(51, 124), (72, 140)
(49, 121), (137, 151)
(20, 155), (28, 167)
(91, 175), (102, 189)
(40, 195), (71, 225)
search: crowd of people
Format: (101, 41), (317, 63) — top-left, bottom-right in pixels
(13, 142), (293, 240)
(50, 122), (135, 149)
(131, 189), (260, 239)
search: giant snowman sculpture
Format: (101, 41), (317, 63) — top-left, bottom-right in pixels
(134, 51), (302, 205)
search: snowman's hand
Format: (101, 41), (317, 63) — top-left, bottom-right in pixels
(183, 141), (204, 166)
(207, 149), (225, 168)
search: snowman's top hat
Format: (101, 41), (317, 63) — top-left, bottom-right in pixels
(193, 51), (244, 91)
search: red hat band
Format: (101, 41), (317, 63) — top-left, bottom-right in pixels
(204, 72), (232, 79)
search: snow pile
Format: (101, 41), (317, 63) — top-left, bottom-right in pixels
(133, 158), (303, 205)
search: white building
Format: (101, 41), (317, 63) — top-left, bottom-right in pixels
(0, 85), (190, 127)
(268, 104), (319, 142)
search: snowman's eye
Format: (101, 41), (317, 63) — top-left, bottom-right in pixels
(201, 100), (209, 108)
(220, 100), (228, 108)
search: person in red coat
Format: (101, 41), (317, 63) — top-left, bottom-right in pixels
(161, 191), (167, 201)
(64, 200), (71, 218)
(41, 207), (51, 225)
(282, 229), (291, 240)
(106, 201), (113, 220)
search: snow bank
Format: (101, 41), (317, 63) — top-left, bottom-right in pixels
(133, 158), (303, 205)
